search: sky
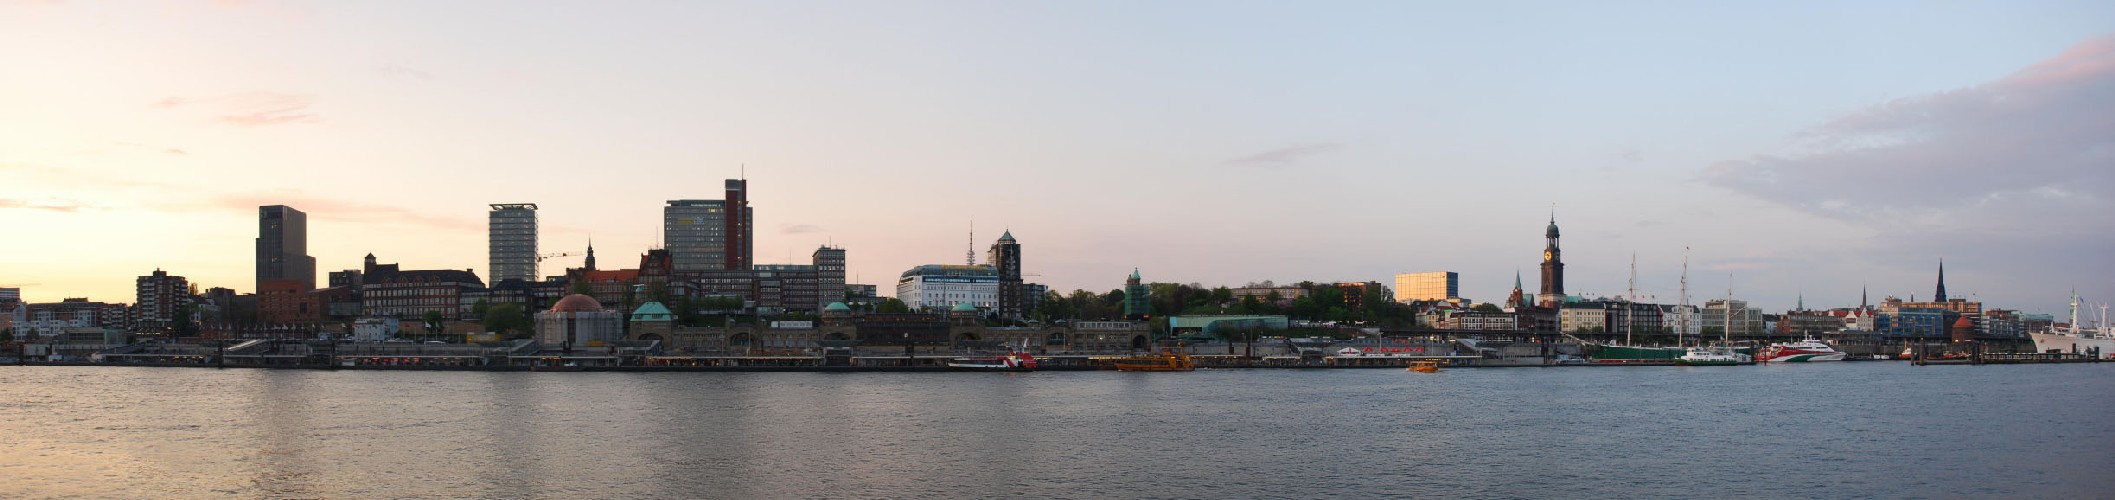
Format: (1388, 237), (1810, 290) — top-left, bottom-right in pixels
(2, 1), (2111, 318)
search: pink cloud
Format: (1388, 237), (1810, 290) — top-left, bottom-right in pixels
(204, 191), (478, 231)
(1705, 35), (2115, 218)
(153, 92), (321, 126)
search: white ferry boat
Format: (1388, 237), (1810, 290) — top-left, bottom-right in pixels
(1760, 337), (1846, 363)
(1674, 346), (1750, 366)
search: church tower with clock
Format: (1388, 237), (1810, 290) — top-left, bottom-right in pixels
(1538, 214), (1564, 307)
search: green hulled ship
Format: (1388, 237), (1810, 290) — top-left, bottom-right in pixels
(1586, 344), (1686, 361)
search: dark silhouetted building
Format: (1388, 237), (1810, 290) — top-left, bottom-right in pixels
(256, 205), (316, 291)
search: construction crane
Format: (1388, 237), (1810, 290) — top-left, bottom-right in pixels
(536, 251), (580, 263)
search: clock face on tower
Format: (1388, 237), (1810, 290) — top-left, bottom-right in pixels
(1544, 250), (1553, 261)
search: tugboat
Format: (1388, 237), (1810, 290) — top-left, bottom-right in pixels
(1407, 360), (1442, 373)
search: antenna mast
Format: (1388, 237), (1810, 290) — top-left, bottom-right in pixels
(966, 219), (976, 266)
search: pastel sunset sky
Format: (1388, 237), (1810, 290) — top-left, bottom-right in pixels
(3, 1), (2110, 316)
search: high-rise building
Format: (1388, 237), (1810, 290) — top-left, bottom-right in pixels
(987, 231), (1023, 321)
(1538, 215), (1565, 307)
(133, 269), (191, 331)
(723, 179), (751, 271)
(488, 204), (538, 283)
(1394, 271), (1460, 302)
(256, 205), (316, 292)
(813, 245), (847, 310)
(665, 180), (753, 272)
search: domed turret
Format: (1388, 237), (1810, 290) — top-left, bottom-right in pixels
(551, 294), (603, 313)
(952, 302), (979, 313)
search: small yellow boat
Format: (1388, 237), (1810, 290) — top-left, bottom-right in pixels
(1407, 360), (1441, 373)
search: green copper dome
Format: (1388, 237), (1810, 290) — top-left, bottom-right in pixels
(629, 301), (674, 322)
(951, 302), (979, 312)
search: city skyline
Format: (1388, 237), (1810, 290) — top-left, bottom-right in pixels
(2, 2), (2111, 315)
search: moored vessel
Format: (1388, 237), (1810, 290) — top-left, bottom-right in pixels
(2030, 291), (2113, 358)
(1112, 351), (1195, 372)
(1674, 346), (1749, 366)
(1760, 337), (1846, 362)
(947, 352), (1037, 372)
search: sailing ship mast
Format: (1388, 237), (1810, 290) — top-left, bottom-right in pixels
(1678, 248), (1690, 347)
(1724, 274), (1734, 345)
(1627, 252), (1636, 346)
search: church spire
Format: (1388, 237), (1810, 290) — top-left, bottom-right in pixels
(1934, 259), (1947, 302)
(584, 239), (597, 271)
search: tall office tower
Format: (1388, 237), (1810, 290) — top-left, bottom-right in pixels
(1394, 271), (1460, 302)
(665, 179), (753, 272)
(256, 205), (316, 291)
(134, 269), (191, 331)
(813, 245), (847, 310)
(987, 231), (1023, 321)
(489, 204), (539, 283)
(724, 179), (751, 271)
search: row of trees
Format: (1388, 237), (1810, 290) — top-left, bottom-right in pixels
(1026, 281), (1426, 328)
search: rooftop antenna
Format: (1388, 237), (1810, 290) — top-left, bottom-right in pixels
(966, 218), (976, 266)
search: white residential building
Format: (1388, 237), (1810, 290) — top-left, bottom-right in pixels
(896, 265), (998, 312)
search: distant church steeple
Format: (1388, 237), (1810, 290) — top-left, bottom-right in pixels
(1934, 260), (1947, 302)
(1506, 269), (1526, 310)
(584, 240), (597, 271)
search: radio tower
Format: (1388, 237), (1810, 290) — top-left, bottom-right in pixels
(966, 219), (976, 266)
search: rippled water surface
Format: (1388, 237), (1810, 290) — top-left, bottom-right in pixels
(2, 363), (2110, 498)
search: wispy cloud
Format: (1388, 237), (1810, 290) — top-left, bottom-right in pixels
(780, 224), (824, 234)
(0, 197), (98, 212)
(155, 92), (321, 126)
(1224, 143), (1342, 168)
(377, 63), (436, 80)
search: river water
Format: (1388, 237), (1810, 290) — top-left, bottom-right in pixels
(1, 363), (2109, 499)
